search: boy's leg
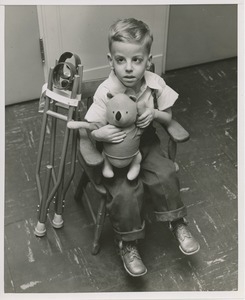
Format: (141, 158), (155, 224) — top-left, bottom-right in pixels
(103, 167), (147, 276)
(140, 134), (200, 255)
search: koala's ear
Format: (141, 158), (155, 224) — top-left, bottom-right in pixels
(129, 95), (137, 102)
(107, 92), (114, 99)
(125, 88), (136, 102)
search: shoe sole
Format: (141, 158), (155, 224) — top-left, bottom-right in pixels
(179, 244), (200, 255)
(122, 261), (148, 277)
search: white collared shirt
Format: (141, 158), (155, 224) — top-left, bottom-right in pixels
(85, 70), (179, 125)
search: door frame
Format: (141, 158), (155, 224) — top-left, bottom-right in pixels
(37, 5), (62, 82)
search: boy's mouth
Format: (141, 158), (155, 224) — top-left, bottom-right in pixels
(123, 76), (136, 81)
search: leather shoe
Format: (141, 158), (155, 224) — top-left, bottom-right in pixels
(171, 222), (200, 255)
(118, 241), (147, 277)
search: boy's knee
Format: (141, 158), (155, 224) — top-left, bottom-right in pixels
(155, 160), (177, 182)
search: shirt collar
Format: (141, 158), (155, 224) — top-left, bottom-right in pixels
(108, 70), (162, 94)
(107, 71), (127, 94)
(144, 71), (163, 89)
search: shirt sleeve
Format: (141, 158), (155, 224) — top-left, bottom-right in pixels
(84, 85), (109, 125)
(155, 77), (179, 111)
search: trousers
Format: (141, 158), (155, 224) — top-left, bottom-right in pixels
(102, 124), (187, 241)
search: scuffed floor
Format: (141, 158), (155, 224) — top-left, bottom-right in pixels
(4, 58), (238, 294)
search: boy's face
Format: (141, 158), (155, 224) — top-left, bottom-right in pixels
(108, 41), (152, 92)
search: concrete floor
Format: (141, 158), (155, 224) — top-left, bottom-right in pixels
(4, 58), (241, 298)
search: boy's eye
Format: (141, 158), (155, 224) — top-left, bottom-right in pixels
(133, 58), (143, 63)
(115, 57), (124, 64)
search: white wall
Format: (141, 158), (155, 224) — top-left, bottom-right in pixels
(5, 5), (238, 105)
(5, 6), (45, 105)
(166, 4), (237, 70)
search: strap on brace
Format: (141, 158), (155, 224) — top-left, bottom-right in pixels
(38, 83), (81, 113)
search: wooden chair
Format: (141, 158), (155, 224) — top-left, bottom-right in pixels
(73, 75), (190, 255)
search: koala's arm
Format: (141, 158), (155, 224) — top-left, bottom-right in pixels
(91, 125), (126, 144)
(67, 121), (102, 131)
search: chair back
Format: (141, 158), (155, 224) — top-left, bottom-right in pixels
(81, 78), (105, 99)
(78, 78), (105, 118)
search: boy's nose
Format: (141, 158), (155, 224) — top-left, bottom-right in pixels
(125, 62), (133, 72)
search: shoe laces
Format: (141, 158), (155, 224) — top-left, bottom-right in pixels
(174, 224), (192, 241)
(120, 242), (142, 261)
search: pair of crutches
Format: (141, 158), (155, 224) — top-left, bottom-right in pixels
(34, 61), (83, 237)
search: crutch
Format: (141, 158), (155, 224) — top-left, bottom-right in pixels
(34, 64), (83, 237)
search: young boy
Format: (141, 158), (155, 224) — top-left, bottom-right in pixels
(85, 18), (200, 277)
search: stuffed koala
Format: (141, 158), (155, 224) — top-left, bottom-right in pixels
(67, 90), (143, 180)
(102, 91), (143, 180)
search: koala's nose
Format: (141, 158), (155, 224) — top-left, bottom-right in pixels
(115, 111), (121, 121)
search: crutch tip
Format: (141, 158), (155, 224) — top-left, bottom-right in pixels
(52, 213), (64, 229)
(34, 221), (46, 237)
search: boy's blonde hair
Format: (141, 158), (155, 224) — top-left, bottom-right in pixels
(108, 18), (153, 54)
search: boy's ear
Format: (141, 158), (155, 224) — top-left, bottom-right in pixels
(147, 54), (153, 70)
(107, 53), (114, 70)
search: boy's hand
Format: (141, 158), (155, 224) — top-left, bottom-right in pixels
(136, 108), (155, 128)
(92, 124), (126, 143)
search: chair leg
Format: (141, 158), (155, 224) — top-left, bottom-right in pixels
(168, 138), (177, 162)
(92, 196), (107, 255)
(74, 170), (89, 202)
(168, 138), (179, 172)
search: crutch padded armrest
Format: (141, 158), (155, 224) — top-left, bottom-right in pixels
(162, 119), (190, 143)
(79, 128), (104, 166)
